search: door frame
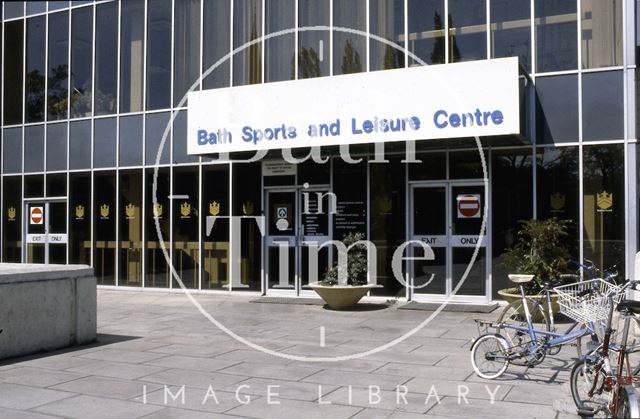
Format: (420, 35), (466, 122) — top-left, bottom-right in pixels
(263, 186), (333, 297)
(407, 180), (491, 303)
(23, 196), (68, 264)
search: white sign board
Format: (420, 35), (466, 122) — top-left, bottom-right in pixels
(263, 160), (296, 176)
(30, 206), (44, 225)
(26, 234), (45, 243)
(188, 57), (520, 155)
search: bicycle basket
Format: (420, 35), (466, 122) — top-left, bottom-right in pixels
(553, 278), (622, 324)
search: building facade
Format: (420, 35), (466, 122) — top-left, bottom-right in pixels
(0, 0), (635, 303)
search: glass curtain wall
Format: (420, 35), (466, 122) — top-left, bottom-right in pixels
(333, 0), (366, 74)
(95, 2), (117, 115)
(370, 0), (405, 71)
(146, 168), (170, 288)
(202, 165), (230, 289)
(233, 0), (262, 86)
(94, 171), (116, 285)
(69, 172), (91, 264)
(535, 0), (577, 73)
(119, 170), (143, 286)
(121, 0), (145, 113)
(4, 20), (24, 125)
(448, 0), (486, 62)
(26, 16), (46, 122)
(70, 6), (93, 118)
(581, 0), (622, 69)
(202, 0), (231, 89)
(407, 0), (445, 65)
(47, 11), (69, 120)
(298, 0), (329, 78)
(2, 177), (22, 262)
(174, 0), (201, 106)
(490, 0), (530, 71)
(265, 0), (295, 82)
(172, 167), (199, 289)
(147, 0), (172, 110)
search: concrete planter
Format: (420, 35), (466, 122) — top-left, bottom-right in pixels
(308, 283), (379, 309)
(497, 287), (560, 316)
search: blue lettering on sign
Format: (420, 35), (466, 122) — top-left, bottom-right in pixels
(351, 116), (420, 134)
(197, 129), (232, 145)
(434, 109), (504, 129)
(241, 124), (297, 145)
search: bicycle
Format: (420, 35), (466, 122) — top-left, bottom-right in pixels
(569, 279), (640, 418)
(470, 275), (609, 379)
(496, 263), (618, 360)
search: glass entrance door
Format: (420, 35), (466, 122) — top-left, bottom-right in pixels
(409, 183), (488, 300)
(265, 188), (331, 295)
(25, 200), (68, 264)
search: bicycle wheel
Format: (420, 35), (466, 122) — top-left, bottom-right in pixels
(575, 323), (600, 359)
(570, 358), (609, 417)
(497, 299), (549, 364)
(470, 334), (509, 379)
(617, 386), (640, 419)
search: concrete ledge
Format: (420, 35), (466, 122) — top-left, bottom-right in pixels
(398, 301), (499, 313)
(0, 264), (97, 360)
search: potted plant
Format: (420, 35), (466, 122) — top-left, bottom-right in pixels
(499, 218), (572, 311)
(309, 232), (379, 309)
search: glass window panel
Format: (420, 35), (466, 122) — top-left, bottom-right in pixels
(24, 125), (44, 173)
(173, 110), (197, 164)
(265, 0), (295, 82)
(583, 71), (624, 141)
(174, 0), (200, 106)
(70, 6), (93, 118)
(147, 0), (172, 110)
(583, 144), (625, 277)
(49, 1), (69, 11)
(46, 122), (68, 171)
(233, 0), (262, 86)
(119, 114), (143, 167)
(24, 174), (44, 198)
(448, 0), (486, 62)
(94, 117), (116, 168)
(26, 16), (46, 122)
(119, 170), (143, 286)
(72, 1), (92, 6)
(95, 2), (117, 115)
(535, 0), (577, 72)
(490, 0), (530, 71)
(69, 119), (91, 169)
(449, 150), (486, 179)
(145, 112), (170, 165)
(2, 128), (22, 174)
(172, 167), (199, 289)
(202, 0), (231, 89)
(4, 2), (24, 19)
(407, 0), (445, 65)
(298, 0), (329, 78)
(581, 0), (622, 68)
(69, 172), (91, 265)
(2, 176), (22, 262)
(26, 2), (46, 15)
(535, 74), (579, 143)
(537, 146), (580, 257)
(94, 171), (116, 285)
(46, 172), (66, 196)
(231, 162), (262, 290)
(120, 0), (144, 113)
(4, 21), (24, 125)
(145, 168), (170, 288)
(47, 11), (69, 121)
(370, 0), (405, 71)
(333, 0), (366, 75)
(408, 152), (446, 180)
(202, 164), (229, 290)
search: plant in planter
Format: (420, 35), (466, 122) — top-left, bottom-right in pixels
(501, 217), (572, 295)
(309, 232), (378, 309)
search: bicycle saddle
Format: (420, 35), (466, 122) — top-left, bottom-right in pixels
(616, 299), (640, 315)
(508, 274), (534, 283)
(542, 279), (563, 288)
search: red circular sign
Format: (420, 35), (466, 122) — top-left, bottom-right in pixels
(31, 207), (43, 224)
(458, 196), (480, 218)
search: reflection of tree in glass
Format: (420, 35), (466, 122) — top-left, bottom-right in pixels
(429, 12), (445, 64)
(447, 15), (461, 63)
(298, 47), (321, 79)
(71, 79), (92, 117)
(341, 39), (362, 74)
(248, 13), (261, 84)
(382, 43), (404, 69)
(26, 69), (45, 121)
(48, 64), (69, 119)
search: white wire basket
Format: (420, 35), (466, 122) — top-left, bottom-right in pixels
(553, 278), (622, 325)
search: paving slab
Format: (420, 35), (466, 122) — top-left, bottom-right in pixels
(34, 394), (164, 419)
(0, 383), (73, 410)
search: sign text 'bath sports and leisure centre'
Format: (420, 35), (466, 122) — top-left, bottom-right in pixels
(187, 57), (520, 155)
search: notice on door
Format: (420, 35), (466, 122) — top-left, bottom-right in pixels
(30, 206), (44, 225)
(457, 195), (481, 219)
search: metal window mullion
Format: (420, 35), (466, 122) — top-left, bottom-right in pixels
(142, 0), (148, 112)
(199, 0), (203, 91)
(229, 0), (233, 87)
(622, 0), (633, 276)
(530, 0), (535, 75)
(197, 163), (202, 290)
(116, 0), (121, 115)
(261, 0), (265, 83)
(228, 162), (233, 291)
(444, 0), (448, 63)
(365, 0), (369, 72)
(329, 0), (333, 76)
(485, 0), (490, 60)
(404, 0), (408, 67)
(294, 0), (298, 79)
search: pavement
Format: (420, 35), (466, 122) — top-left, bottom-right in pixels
(0, 290), (582, 418)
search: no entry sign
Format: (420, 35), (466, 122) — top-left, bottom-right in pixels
(30, 206), (44, 225)
(457, 195), (481, 218)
